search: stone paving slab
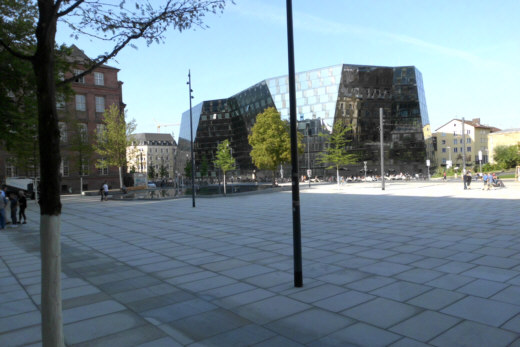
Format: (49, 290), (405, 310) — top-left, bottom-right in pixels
(0, 181), (520, 345)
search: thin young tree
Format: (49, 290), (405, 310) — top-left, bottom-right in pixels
(94, 104), (136, 189)
(0, 2), (230, 344)
(318, 120), (357, 188)
(213, 139), (235, 195)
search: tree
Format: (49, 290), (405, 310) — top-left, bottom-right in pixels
(213, 139), (235, 195)
(318, 120), (357, 187)
(94, 104), (136, 189)
(184, 159), (192, 179)
(248, 107), (304, 186)
(67, 117), (94, 179)
(0, 2), (230, 344)
(494, 144), (520, 169)
(200, 155), (209, 183)
(159, 161), (168, 179)
(148, 165), (156, 180)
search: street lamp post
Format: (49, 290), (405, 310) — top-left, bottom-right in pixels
(187, 70), (195, 208)
(140, 149), (143, 173)
(363, 161), (367, 180)
(478, 150), (483, 174)
(306, 123), (311, 188)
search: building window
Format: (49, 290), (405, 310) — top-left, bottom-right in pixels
(466, 138), (471, 143)
(75, 94), (86, 111)
(94, 72), (104, 86)
(441, 132), (446, 137)
(442, 158), (446, 164)
(97, 159), (108, 175)
(56, 94), (65, 109)
(441, 140), (446, 145)
(6, 158), (17, 177)
(467, 147), (471, 152)
(95, 96), (105, 113)
(58, 122), (67, 143)
(467, 130), (471, 134)
(80, 160), (89, 176)
(74, 69), (84, 83)
(453, 139), (457, 145)
(442, 148), (446, 153)
(78, 123), (88, 141)
(454, 148), (458, 153)
(96, 123), (106, 141)
(61, 158), (69, 177)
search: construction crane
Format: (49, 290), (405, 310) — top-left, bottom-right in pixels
(156, 123), (180, 133)
(153, 119), (180, 133)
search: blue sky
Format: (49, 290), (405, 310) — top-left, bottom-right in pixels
(56, 0), (520, 140)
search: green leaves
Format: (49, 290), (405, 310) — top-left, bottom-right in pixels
(493, 144), (520, 169)
(248, 107), (297, 172)
(318, 120), (357, 170)
(94, 104), (136, 169)
(214, 139), (235, 174)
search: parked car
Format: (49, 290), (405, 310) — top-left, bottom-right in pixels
(147, 182), (156, 188)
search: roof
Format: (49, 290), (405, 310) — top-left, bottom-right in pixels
(68, 44), (119, 71)
(133, 133), (176, 145)
(434, 118), (500, 132)
(488, 128), (520, 135)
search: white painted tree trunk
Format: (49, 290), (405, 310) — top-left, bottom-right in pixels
(336, 167), (340, 189)
(223, 173), (227, 195)
(40, 215), (63, 347)
(118, 166), (123, 188)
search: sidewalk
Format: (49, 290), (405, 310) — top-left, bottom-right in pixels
(1, 181), (520, 346)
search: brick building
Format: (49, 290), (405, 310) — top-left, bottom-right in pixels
(0, 45), (124, 193)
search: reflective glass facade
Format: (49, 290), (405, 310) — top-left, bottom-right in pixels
(177, 64), (429, 178)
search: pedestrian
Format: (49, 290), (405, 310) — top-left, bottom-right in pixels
(443, 171), (447, 181)
(18, 191), (27, 224)
(464, 170), (472, 189)
(102, 181), (109, 201)
(487, 172), (493, 190)
(9, 192), (18, 226)
(482, 173), (488, 190)
(0, 189), (7, 230)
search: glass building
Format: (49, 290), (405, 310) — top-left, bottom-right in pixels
(176, 64), (430, 179)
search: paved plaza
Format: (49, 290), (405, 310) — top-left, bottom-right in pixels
(1, 180), (520, 346)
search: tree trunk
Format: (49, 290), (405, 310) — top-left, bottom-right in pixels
(336, 167), (340, 189)
(118, 166), (123, 188)
(223, 172), (227, 195)
(33, 2), (64, 346)
(272, 170), (276, 187)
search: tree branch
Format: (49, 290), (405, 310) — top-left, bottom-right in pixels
(57, 0), (86, 18)
(0, 38), (34, 61)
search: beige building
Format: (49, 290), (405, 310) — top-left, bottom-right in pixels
(432, 118), (499, 169)
(127, 133), (177, 179)
(488, 129), (520, 163)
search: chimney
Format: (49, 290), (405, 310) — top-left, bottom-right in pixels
(472, 118), (480, 125)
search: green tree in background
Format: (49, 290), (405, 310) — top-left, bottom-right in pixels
(94, 104), (136, 188)
(200, 155), (209, 183)
(494, 144), (520, 169)
(159, 161), (168, 179)
(213, 139), (235, 195)
(184, 159), (192, 179)
(248, 107), (303, 186)
(148, 165), (156, 180)
(318, 120), (357, 187)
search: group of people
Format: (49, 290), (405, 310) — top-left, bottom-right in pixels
(462, 170), (502, 190)
(0, 185), (27, 230)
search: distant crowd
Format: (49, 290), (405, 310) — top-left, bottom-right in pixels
(0, 184), (28, 230)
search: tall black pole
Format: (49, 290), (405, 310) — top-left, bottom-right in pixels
(380, 108), (385, 191)
(286, 0), (303, 287)
(188, 70), (196, 208)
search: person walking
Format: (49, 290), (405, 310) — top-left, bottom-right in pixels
(102, 181), (109, 201)
(482, 173), (488, 190)
(18, 191), (27, 224)
(443, 171), (447, 181)
(9, 192), (18, 226)
(0, 190), (7, 230)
